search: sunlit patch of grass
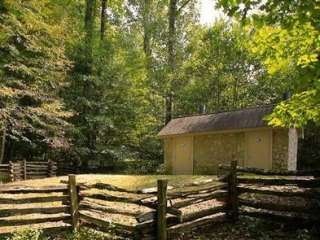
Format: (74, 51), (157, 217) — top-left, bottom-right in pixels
(4, 175), (215, 191)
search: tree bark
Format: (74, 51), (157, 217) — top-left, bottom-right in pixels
(84, 0), (96, 70)
(143, 0), (152, 70)
(0, 127), (6, 164)
(84, 0), (97, 168)
(233, 76), (239, 108)
(166, 0), (177, 124)
(100, 0), (107, 41)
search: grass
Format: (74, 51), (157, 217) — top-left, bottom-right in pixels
(3, 174), (215, 191)
(0, 174), (217, 236)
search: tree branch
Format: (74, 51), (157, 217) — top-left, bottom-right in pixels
(177, 0), (192, 15)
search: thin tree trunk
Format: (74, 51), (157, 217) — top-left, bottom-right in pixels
(233, 77), (239, 108)
(216, 77), (220, 111)
(100, 0), (107, 41)
(166, 0), (177, 124)
(143, 0), (152, 69)
(0, 127), (6, 164)
(84, 0), (97, 167)
(84, 0), (96, 70)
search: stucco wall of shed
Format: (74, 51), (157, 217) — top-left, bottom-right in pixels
(164, 138), (174, 173)
(272, 129), (288, 170)
(193, 132), (245, 174)
(163, 128), (289, 174)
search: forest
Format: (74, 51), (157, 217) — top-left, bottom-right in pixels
(0, 0), (319, 171)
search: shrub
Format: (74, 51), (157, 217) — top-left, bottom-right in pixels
(64, 228), (111, 240)
(10, 229), (43, 240)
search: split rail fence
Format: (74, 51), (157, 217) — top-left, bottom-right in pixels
(220, 162), (320, 226)
(0, 160), (57, 182)
(0, 181), (72, 235)
(0, 161), (319, 239)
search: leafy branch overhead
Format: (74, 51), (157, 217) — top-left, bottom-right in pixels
(217, 0), (320, 128)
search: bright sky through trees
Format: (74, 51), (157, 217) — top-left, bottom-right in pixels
(199, 0), (224, 25)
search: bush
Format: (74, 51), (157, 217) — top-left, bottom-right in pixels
(64, 228), (112, 240)
(10, 229), (43, 240)
(7, 228), (113, 240)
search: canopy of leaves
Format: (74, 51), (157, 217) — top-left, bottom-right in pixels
(0, 0), (72, 158)
(0, 0), (318, 168)
(217, 0), (320, 128)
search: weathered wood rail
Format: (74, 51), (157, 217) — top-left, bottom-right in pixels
(76, 177), (229, 239)
(219, 162), (320, 226)
(0, 162), (319, 239)
(0, 181), (73, 235)
(0, 160), (57, 182)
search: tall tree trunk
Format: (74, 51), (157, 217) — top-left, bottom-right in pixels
(233, 77), (239, 108)
(84, 0), (96, 71)
(100, 0), (107, 41)
(143, 0), (152, 68)
(84, 0), (97, 168)
(0, 127), (6, 164)
(216, 77), (220, 111)
(166, 0), (177, 124)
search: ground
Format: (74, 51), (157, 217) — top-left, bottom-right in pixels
(12, 217), (314, 240)
(187, 217), (315, 240)
(4, 175), (213, 190)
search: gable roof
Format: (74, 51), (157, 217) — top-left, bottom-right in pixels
(158, 105), (274, 137)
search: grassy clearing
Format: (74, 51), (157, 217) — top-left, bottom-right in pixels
(3, 175), (215, 191)
(0, 175), (217, 236)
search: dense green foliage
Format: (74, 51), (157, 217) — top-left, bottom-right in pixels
(0, 0), (318, 169)
(217, 0), (320, 128)
(0, 0), (72, 161)
(6, 228), (109, 240)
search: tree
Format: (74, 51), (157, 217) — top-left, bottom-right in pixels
(0, 0), (72, 161)
(174, 21), (275, 116)
(217, 0), (320, 127)
(165, 0), (194, 123)
(100, 0), (107, 41)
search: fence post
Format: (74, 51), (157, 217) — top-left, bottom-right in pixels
(228, 160), (238, 221)
(23, 160), (27, 180)
(157, 179), (168, 240)
(48, 160), (56, 177)
(9, 161), (14, 182)
(68, 174), (79, 230)
(47, 160), (51, 177)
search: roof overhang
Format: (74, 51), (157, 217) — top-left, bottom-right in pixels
(158, 105), (275, 138)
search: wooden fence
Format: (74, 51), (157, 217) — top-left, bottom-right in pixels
(77, 178), (228, 239)
(0, 161), (319, 239)
(0, 161), (57, 182)
(219, 161), (320, 226)
(0, 182), (72, 235)
(0, 164), (10, 183)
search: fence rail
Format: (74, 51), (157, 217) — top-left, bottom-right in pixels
(219, 162), (320, 227)
(0, 160), (57, 182)
(0, 162), (319, 239)
(0, 182), (72, 235)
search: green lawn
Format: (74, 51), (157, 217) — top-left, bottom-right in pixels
(4, 174), (217, 191)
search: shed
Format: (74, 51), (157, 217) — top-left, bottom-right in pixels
(158, 106), (298, 174)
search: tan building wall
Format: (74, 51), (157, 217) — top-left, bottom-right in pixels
(164, 138), (174, 173)
(193, 132), (245, 174)
(272, 129), (288, 170)
(164, 136), (194, 174)
(164, 128), (290, 174)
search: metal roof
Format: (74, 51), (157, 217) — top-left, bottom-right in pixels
(158, 105), (274, 137)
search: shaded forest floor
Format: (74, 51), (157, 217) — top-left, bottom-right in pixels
(182, 216), (317, 240)
(31, 217), (317, 240)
